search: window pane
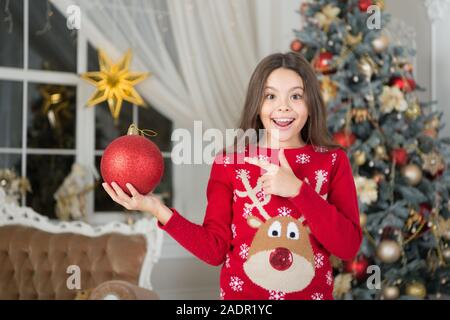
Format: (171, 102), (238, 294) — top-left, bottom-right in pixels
(27, 83), (76, 149)
(95, 101), (133, 150)
(0, 80), (23, 148)
(0, 154), (21, 173)
(138, 106), (173, 152)
(26, 154), (74, 219)
(0, 0), (23, 68)
(29, 0), (77, 72)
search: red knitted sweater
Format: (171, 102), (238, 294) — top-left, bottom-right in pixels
(159, 144), (362, 300)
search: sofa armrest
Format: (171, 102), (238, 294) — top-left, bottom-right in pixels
(89, 280), (160, 300)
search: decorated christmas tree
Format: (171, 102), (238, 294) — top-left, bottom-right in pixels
(291, 0), (450, 299)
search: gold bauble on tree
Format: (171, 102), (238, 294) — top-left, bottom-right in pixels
(354, 150), (367, 166)
(81, 49), (149, 122)
(376, 240), (402, 264)
(405, 102), (421, 120)
(381, 285), (400, 300)
(371, 34), (389, 53)
(374, 145), (388, 160)
(401, 164), (423, 186)
(405, 282), (427, 299)
(443, 247), (450, 262)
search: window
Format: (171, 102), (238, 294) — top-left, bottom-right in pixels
(0, 0), (173, 220)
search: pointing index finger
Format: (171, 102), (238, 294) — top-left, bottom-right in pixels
(244, 157), (279, 174)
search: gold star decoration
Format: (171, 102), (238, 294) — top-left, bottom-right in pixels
(81, 49), (149, 122)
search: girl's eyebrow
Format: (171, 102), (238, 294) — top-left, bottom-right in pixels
(264, 86), (304, 91)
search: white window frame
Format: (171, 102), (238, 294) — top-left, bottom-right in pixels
(0, 0), (172, 224)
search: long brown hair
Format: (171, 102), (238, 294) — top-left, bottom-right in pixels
(236, 52), (340, 150)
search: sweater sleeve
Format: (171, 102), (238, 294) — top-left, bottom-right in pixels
(157, 155), (233, 266)
(288, 149), (362, 261)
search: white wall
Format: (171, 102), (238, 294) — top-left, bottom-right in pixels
(435, 8), (450, 138)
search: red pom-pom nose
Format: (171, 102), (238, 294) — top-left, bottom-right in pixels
(269, 247), (293, 271)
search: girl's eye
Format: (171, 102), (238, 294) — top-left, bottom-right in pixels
(292, 94), (303, 100)
(265, 94), (275, 100)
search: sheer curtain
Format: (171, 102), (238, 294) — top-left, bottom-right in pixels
(52, 0), (274, 131)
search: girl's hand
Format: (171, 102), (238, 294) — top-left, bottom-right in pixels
(244, 148), (302, 198)
(102, 182), (173, 225)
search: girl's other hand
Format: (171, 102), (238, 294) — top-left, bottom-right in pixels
(102, 182), (173, 225)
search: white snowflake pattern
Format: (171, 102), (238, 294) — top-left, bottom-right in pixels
(331, 153), (337, 166)
(235, 169), (250, 181)
(315, 170), (328, 183)
(223, 156), (231, 167)
(326, 271), (333, 286)
(314, 253), (324, 269)
(231, 224), (237, 239)
(229, 276), (244, 292)
(277, 206), (292, 216)
(269, 290), (286, 300)
(225, 254), (230, 268)
(220, 288), (225, 300)
(296, 153), (311, 164)
(239, 243), (249, 260)
(311, 292), (324, 300)
(242, 207), (252, 219)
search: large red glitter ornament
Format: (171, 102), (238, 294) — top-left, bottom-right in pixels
(101, 124), (164, 196)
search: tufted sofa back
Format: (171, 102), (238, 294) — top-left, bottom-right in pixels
(0, 225), (147, 300)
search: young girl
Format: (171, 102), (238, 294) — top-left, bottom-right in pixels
(102, 52), (362, 300)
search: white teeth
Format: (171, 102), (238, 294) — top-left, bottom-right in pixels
(272, 118), (294, 122)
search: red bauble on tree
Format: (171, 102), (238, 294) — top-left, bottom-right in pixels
(313, 51), (335, 74)
(359, 0), (373, 12)
(343, 255), (370, 281)
(101, 124), (164, 196)
(391, 148), (409, 166)
(333, 130), (356, 148)
(290, 39), (303, 52)
(390, 76), (416, 92)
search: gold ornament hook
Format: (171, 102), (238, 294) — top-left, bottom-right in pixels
(127, 123), (157, 137)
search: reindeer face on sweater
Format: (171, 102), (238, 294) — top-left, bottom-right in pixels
(243, 215), (315, 293)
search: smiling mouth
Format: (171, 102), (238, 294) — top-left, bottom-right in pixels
(271, 118), (295, 128)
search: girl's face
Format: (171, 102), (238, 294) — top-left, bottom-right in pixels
(259, 68), (309, 148)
